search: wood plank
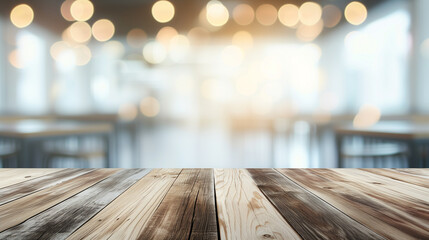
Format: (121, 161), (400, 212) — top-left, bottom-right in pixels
(189, 169), (218, 240)
(0, 168), (95, 205)
(215, 169), (301, 240)
(67, 169), (181, 240)
(0, 168), (118, 232)
(0, 168), (64, 188)
(138, 169), (201, 239)
(0, 169), (150, 239)
(394, 168), (429, 178)
(362, 168), (429, 188)
(247, 169), (383, 240)
(279, 169), (429, 240)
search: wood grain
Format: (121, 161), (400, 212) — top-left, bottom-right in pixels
(362, 168), (429, 188)
(279, 168), (429, 240)
(138, 169), (201, 240)
(0, 169), (150, 239)
(0, 168), (118, 232)
(189, 169), (218, 240)
(0, 168), (63, 188)
(215, 169), (301, 240)
(0, 168), (94, 205)
(67, 168), (181, 240)
(247, 168), (383, 240)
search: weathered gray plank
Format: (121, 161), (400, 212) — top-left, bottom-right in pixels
(0, 169), (151, 239)
(0, 168), (95, 205)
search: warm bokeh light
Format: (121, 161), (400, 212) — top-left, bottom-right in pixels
(102, 41), (125, 58)
(61, 0), (75, 21)
(74, 45), (92, 66)
(232, 31), (253, 49)
(8, 50), (24, 68)
(206, 0), (229, 27)
(143, 40), (167, 64)
(221, 45), (244, 67)
(69, 21), (92, 43)
(92, 19), (115, 42)
(118, 104), (138, 121)
(322, 5), (342, 28)
(187, 27), (210, 44)
(278, 4), (299, 27)
(140, 97), (161, 117)
(233, 4), (254, 26)
(296, 20), (324, 42)
(235, 75), (258, 96)
(10, 4), (34, 28)
(70, 0), (94, 22)
(50, 41), (71, 60)
(255, 4), (277, 26)
(156, 26), (178, 46)
(169, 34), (190, 62)
(152, 1), (175, 23)
(298, 2), (322, 26)
(345, 1), (367, 26)
(353, 104), (381, 128)
(126, 28), (147, 48)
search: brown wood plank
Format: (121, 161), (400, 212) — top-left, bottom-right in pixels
(138, 169), (201, 240)
(247, 168), (383, 240)
(362, 168), (429, 188)
(279, 168), (429, 240)
(0, 169), (150, 239)
(0, 168), (119, 232)
(394, 168), (429, 178)
(0, 168), (64, 188)
(0, 168), (95, 205)
(67, 169), (181, 239)
(215, 169), (301, 240)
(189, 169), (218, 240)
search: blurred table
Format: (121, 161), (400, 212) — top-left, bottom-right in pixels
(335, 121), (429, 168)
(0, 168), (428, 239)
(0, 120), (113, 167)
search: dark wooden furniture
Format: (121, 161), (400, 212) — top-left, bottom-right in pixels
(0, 168), (427, 239)
(335, 121), (429, 168)
(0, 120), (113, 167)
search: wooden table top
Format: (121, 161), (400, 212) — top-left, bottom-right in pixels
(0, 120), (112, 138)
(0, 168), (427, 239)
(335, 121), (429, 139)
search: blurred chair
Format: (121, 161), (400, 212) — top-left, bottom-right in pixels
(338, 136), (408, 168)
(0, 140), (18, 168)
(43, 135), (108, 168)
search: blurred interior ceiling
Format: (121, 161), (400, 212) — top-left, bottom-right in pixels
(0, 0), (387, 38)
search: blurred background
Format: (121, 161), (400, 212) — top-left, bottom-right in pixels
(0, 0), (428, 168)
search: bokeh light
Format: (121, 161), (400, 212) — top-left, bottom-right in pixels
(69, 21), (92, 43)
(74, 45), (92, 66)
(61, 0), (75, 21)
(299, 2), (322, 26)
(345, 1), (367, 26)
(235, 75), (258, 96)
(169, 34), (190, 62)
(322, 5), (342, 28)
(92, 19), (115, 42)
(8, 50), (24, 68)
(118, 104), (138, 121)
(232, 31), (253, 49)
(140, 97), (161, 117)
(278, 4), (299, 27)
(233, 4), (254, 26)
(206, 0), (229, 27)
(126, 28), (147, 48)
(420, 38), (429, 58)
(102, 40), (125, 58)
(70, 0), (94, 22)
(296, 20), (324, 42)
(50, 41), (71, 60)
(152, 1), (175, 23)
(10, 4), (34, 28)
(255, 4), (277, 26)
(353, 104), (381, 128)
(143, 40), (167, 64)
(156, 26), (178, 46)
(187, 27), (210, 44)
